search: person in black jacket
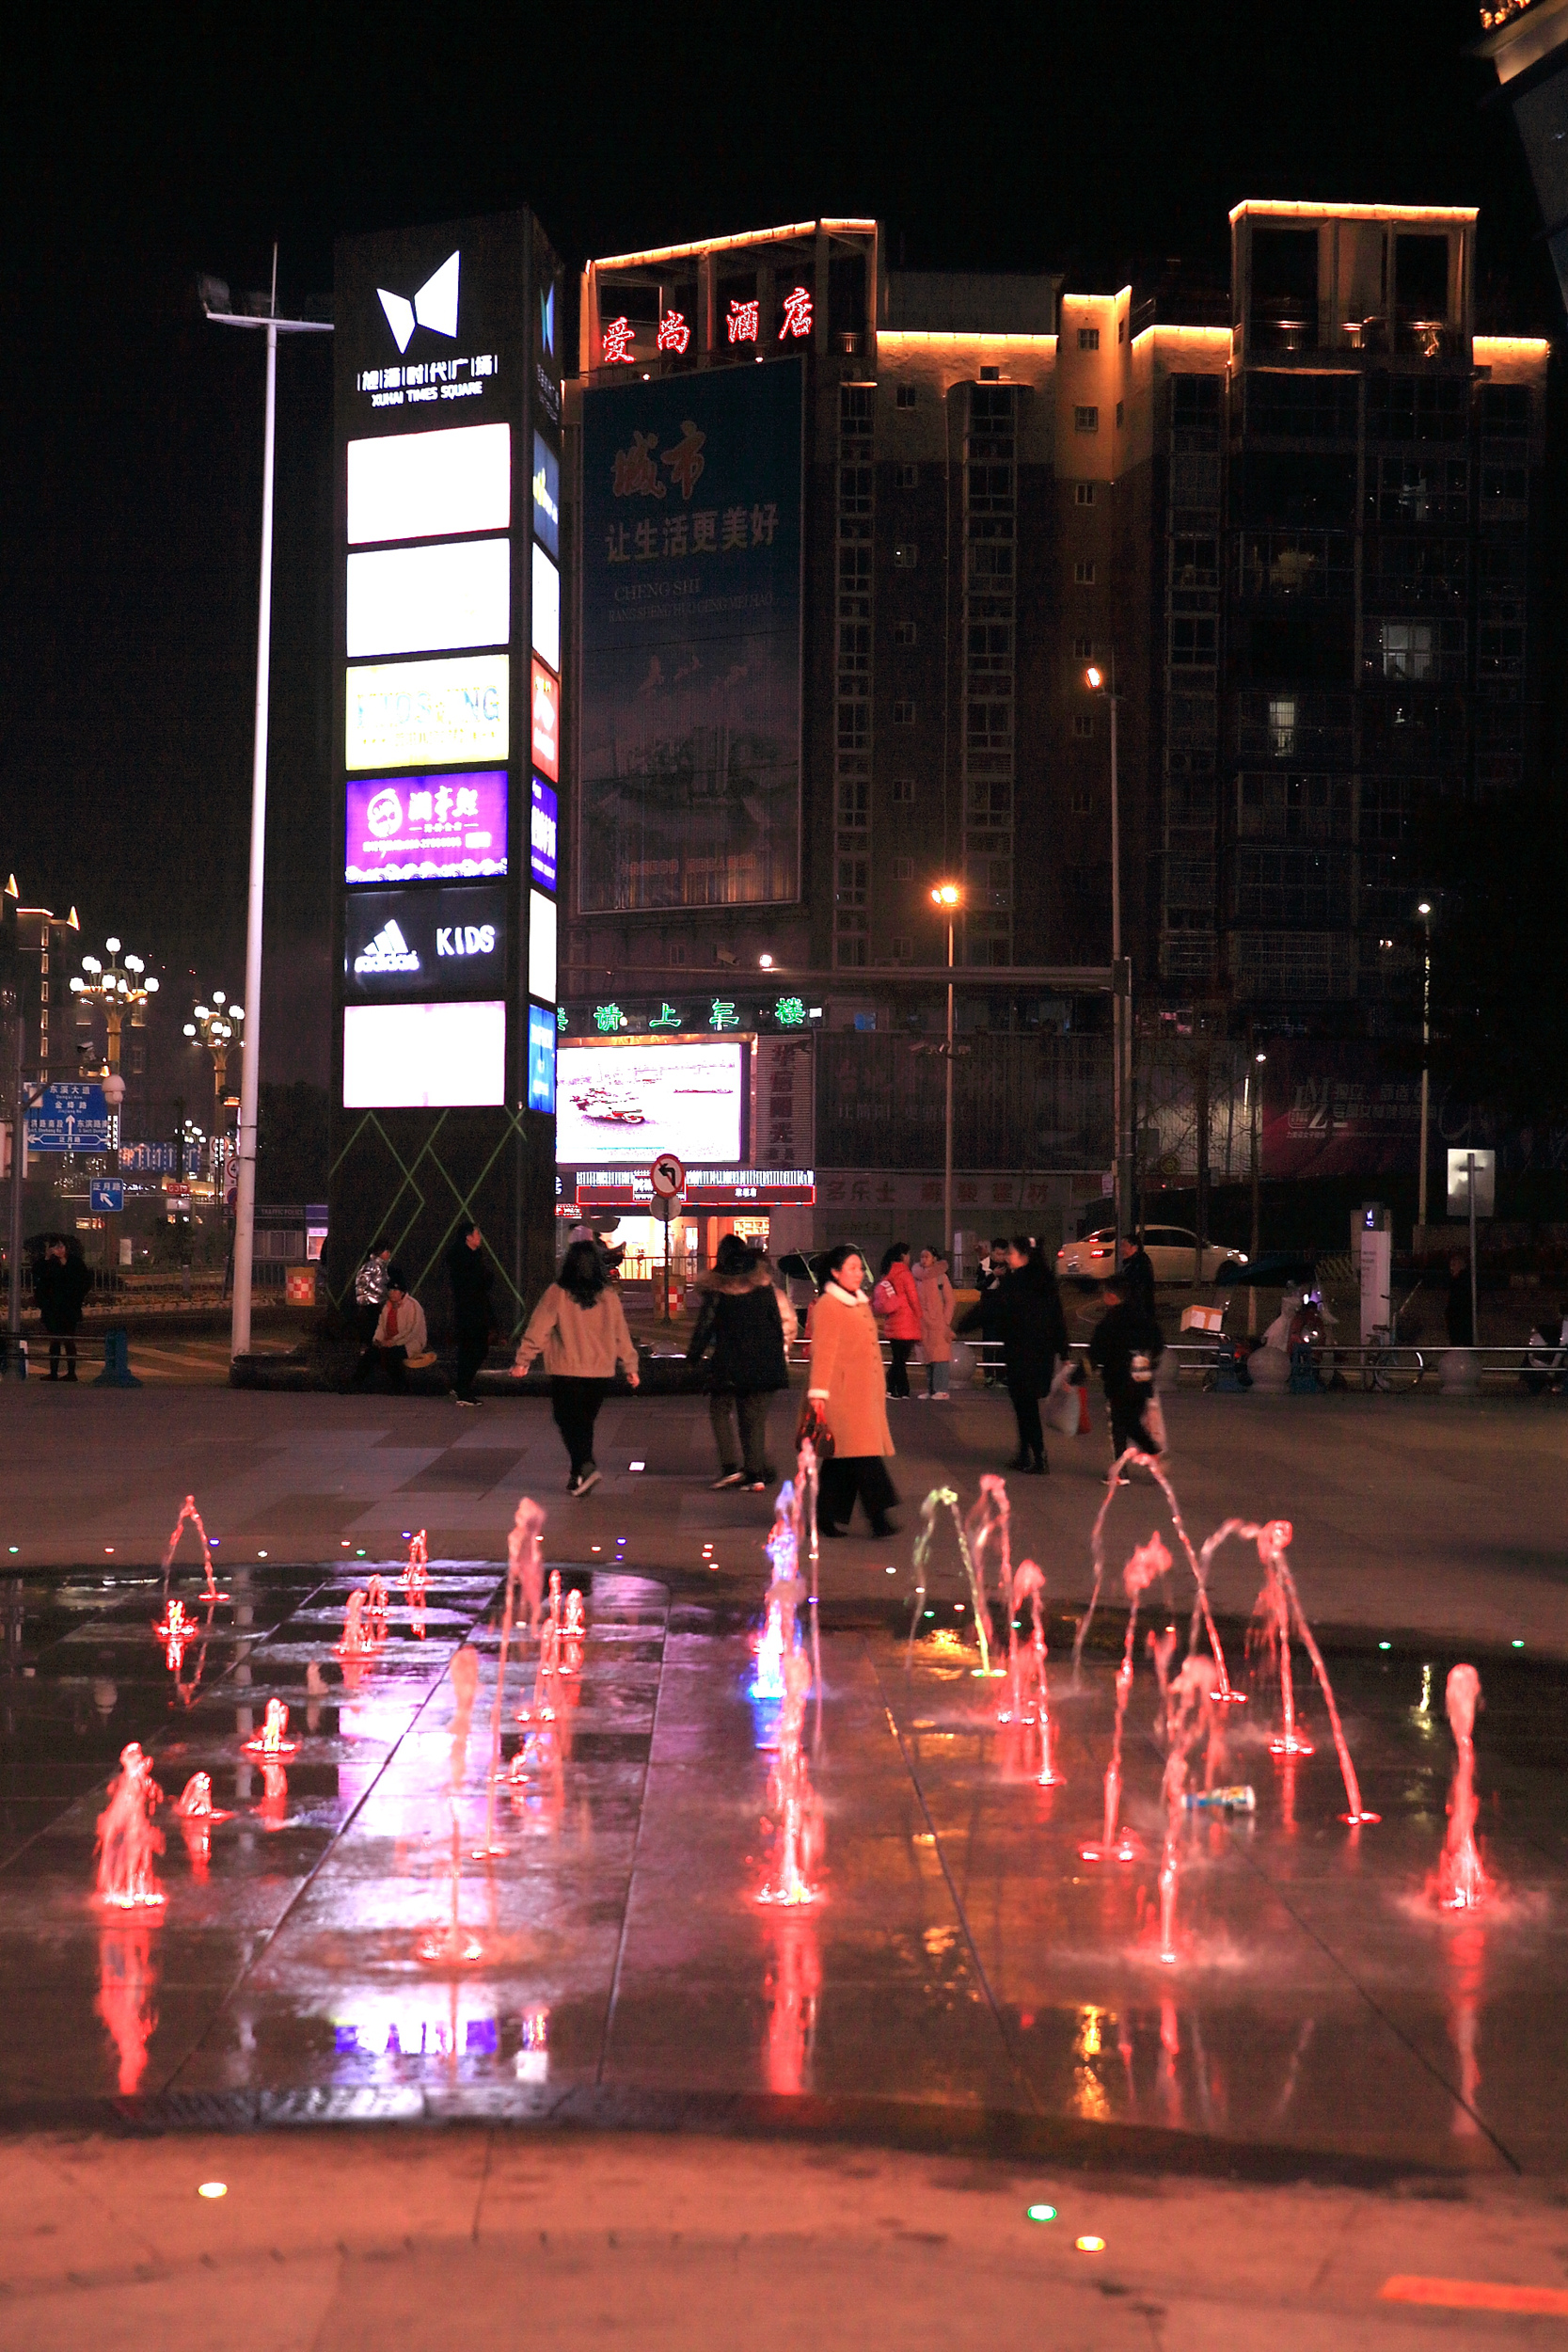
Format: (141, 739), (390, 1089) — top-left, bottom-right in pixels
(1088, 1279), (1166, 1478)
(1118, 1235), (1158, 1325)
(446, 1221), (495, 1406)
(35, 1238), (92, 1381)
(963, 1236), (1070, 1475)
(687, 1236), (790, 1489)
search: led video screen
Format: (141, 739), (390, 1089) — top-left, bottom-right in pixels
(531, 430), (560, 557)
(556, 1041), (745, 1165)
(346, 538), (511, 658)
(346, 655), (508, 771)
(345, 770), (507, 884)
(342, 1000), (506, 1107)
(347, 421), (511, 545)
(530, 657), (559, 781)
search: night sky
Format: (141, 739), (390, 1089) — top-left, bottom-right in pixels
(5, 2), (1554, 1087)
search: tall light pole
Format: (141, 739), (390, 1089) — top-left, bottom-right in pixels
(930, 882), (962, 1262)
(1086, 660), (1132, 1255)
(198, 252), (332, 1358)
(1417, 901), (1433, 1235)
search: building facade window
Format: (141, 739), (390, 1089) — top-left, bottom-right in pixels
(892, 777), (915, 805)
(1078, 326), (1100, 351)
(1073, 713), (1094, 739)
(895, 384), (917, 409)
(1074, 405), (1099, 433)
(895, 462), (919, 488)
(1074, 560), (1097, 585)
(894, 620), (917, 646)
(893, 698), (916, 725)
(1074, 481), (1097, 505)
(894, 543), (919, 568)
(833, 385), (875, 969)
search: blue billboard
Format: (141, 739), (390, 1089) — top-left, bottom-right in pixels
(527, 1005), (557, 1113)
(579, 360), (802, 913)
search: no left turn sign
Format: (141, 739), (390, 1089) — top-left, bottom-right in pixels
(650, 1153), (685, 1198)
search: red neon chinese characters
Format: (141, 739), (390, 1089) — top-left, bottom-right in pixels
(726, 298), (759, 345)
(779, 285), (813, 340)
(657, 310), (690, 354)
(601, 315), (635, 365)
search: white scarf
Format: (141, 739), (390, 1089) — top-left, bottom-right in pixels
(826, 1279), (868, 1308)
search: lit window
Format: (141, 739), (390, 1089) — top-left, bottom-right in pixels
(1268, 696), (1296, 755)
(1074, 405), (1099, 433)
(1074, 560), (1097, 584)
(1074, 482), (1097, 506)
(1380, 621), (1435, 680)
(1078, 327), (1100, 351)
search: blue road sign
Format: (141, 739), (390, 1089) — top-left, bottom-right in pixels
(119, 1143), (177, 1173)
(25, 1083), (109, 1154)
(89, 1179), (124, 1214)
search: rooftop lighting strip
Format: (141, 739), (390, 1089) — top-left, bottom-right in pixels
(878, 331), (1056, 346)
(1229, 199), (1479, 225)
(593, 220), (879, 271)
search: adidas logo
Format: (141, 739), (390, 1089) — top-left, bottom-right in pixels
(354, 920), (420, 976)
(376, 251), (460, 355)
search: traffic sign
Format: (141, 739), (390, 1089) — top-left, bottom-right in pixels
(649, 1152), (685, 1198)
(25, 1083), (109, 1154)
(650, 1192), (684, 1225)
(89, 1179), (124, 1214)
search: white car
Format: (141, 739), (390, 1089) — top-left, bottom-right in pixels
(1055, 1226), (1247, 1285)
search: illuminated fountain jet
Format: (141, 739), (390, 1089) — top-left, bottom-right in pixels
(1434, 1664), (1490, 1911)
(162, 1493), (226, 1602)
(95, 1742), (166, 1909)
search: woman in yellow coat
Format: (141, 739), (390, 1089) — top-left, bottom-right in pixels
(804, 1245), (899, 1538)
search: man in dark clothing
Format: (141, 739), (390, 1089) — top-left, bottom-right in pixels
(1118, 1236), (1158, 1325)
(688, 1236), (789, 1488)
(1445, 1251), (1475, 1347)
(446, 1221), (494, 1406)
(963, 1237), (1070, 1474)
(1088, 1280), (1166, 1478)
(35, 1240), (91, 1380)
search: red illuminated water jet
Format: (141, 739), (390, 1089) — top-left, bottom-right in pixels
(243, 1697), (298, 1756)
(1434, 1663), (1490, 1911)
(759, 1650), (822, 1904)
(1082, 1535), (1169, 1863)
(95, 1742), (166, 1908)
(336, 1589), (372, 1657)
(1157, 1656), (1218, 1962)
(162, 1494), (226, 1601)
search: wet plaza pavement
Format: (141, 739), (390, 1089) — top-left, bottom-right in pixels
(0, 1538), (1563, 2185)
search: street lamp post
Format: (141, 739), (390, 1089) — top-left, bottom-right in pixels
(69, 938), (158, 1173)
(1417, 901), (1433, 1236)
(1085, 660), (1132, 1256)
(930, 883), (962, 1263)
(182, 993), (244, 1189)
(198, 251), (331, 1359)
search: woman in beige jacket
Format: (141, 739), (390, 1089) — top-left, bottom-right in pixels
(804, 1245), (899, 1538)
(511, 1239), (640, 1496)
(914, 1247), (956, 1401)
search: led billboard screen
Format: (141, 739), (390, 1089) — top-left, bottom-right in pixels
(528, 889), (557, 1004)
(343, 1000), (507, 1107)
(579, 362), (802, 911)
(346, 655), (508, 771)
(528, 1005), (557, 1113)
(531, 543), (560, 672)
(345, 770), (507, 883)
(557, 1041), (745, 1165)
(347, 421), (512, 544)
(346, 538), (510, 658)
(530, 776), (558, 892)
(531, 430), (560, 557)
(343, 883), (508, 1000)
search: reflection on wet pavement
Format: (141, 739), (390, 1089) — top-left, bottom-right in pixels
(0, 1559), (1565, 2170)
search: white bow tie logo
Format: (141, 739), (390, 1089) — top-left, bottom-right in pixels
(376, 251), (460, 354)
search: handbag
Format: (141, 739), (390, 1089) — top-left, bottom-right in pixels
(796, 1395), (835, 1459)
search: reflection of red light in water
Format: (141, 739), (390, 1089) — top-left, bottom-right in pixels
(1448, 1923), (1484, 2135)
(243, 1697), (298, 1756)
(1434, 1664), (1490, 1912)
(98, 1923), (158, 2093)
(155, 1598), (190, 1670)
(257, 1760), (289, 1828)
(763, 1911), (821, 2094)
(95, 1743), (166, 1908)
